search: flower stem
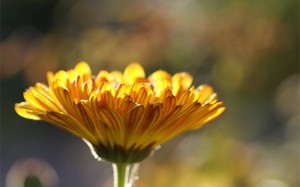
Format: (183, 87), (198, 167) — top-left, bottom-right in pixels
(113, 163), (127, 187)
(113, 163), (140, 187)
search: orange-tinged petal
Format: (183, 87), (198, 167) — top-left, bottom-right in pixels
(116, 92), (132, 105)
(124, 105), (145, 133)
(117, 84), (131, 95)
(135, 104), (161, 133)
(160, 96), (177, 115)
(97, 106), (123, 132)
(83, 80), (93, 98)
(124, 105), (145, 147)
(117, 100), (137, 116)
(41, 111), (98, 144)
(97, 91), (115, 107)
(148, 105), (183, 132)
(80, 101), (106, 143)
(177, 89), (194, 105)
(127, 105), (161, 149)
(130, 83), (153, 106)
(98, 82), (116, 96)
(72, 101), (95, 131)
(96, 106), (124, 146)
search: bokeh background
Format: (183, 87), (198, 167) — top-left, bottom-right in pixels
(1, 0), (299, 187)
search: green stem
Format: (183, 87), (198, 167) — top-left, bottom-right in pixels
(113, 163), (127, 187)
(112, 163), (140, 187)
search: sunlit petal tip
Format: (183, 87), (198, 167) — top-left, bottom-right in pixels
(52, 79), (67, 89)
(74, 61), (91, 74)
(47, 71), (54, 84)
(218, 107), (226, 114)
(171, 72), (193, 90)
(154, 79), (171, 93)
(205, 93), (218, 104)
(123, 63), (145, 84)
(15, 102), (41, 120)
(109, 71), (123, 82)
(148, 70), (171, 83)
(197, 84), (213, 90)
(204, 107), (226, 123)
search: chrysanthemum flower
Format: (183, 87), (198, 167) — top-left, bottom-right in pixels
(15, 62), (225, 164)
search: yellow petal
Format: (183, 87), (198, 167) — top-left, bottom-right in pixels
(42, 111), (98, 144)
(96, 106), (124, 146)
(195, 85), (214, 104)
(53, 70), (69, 85)
(131, 83), (153, 106)
(154, 80), (171, 94)
(127, 105), (161, 148)
(124, 105), (145, 147)
(177, 89), (195, 105)
(52, 80), (73, 113)
(98, 91), (115, 107)
(123, 63), (145, 84)
(47, 71), (54, 85)
(148, 70), (171, 83)
(155, 88), (173, 102)
(74, 61), (91, 75)
(148, 105), (183, 134)
(171, 72), (193, 92)
(160, 96), (176, 115)
(97, 106), (123, 132)
(117, 100), (137, 116)
(14, 60), (226, 163)
(96, 70), (110, 83)
(15, 102), (42, 120)
(110, 71), (123, 82)
(30, 85), (61, 111)
(200, 106), (226, 125)
(117, 84), (131, 95)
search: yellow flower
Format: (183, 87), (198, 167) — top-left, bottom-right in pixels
(15, 62), (225, 163)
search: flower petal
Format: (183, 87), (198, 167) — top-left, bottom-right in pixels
(117, 99), (137, 116)
(148, 70), (171, 83)
(15, 102), (42, 120)
(123, 63), (145, 84)
(96, 106), (124, 145)
(42, 111), (98, 144)
(171, 72), (193, 92)
(74, 61), (91, 76)
(195, 85), (215, 104)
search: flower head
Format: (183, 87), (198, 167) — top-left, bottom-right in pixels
(15, 62), (225, 163)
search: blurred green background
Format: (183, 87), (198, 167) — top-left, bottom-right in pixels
(1, 0), (299, 187)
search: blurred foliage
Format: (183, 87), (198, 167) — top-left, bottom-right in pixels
(1, 0), (299, 186)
